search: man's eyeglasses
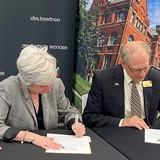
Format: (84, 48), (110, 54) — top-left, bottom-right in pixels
(126, 63), (150, 74)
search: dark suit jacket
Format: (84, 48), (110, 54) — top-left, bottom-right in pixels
(82, 65), (160, 127)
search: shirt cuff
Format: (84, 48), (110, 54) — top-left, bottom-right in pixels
(67, 118), (81, 129)
(119, 119), (124, 127)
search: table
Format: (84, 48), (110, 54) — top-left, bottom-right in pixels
(93, 127), (160, 160)
(0, 128), (128, 160)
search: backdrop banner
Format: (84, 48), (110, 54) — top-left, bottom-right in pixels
(73, 0), (160, 112)
(0, 0), (77, 99)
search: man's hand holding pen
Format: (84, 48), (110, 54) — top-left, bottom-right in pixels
(71, 114), (86, 137)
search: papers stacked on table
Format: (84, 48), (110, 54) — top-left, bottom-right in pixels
(46, 133), (91, 154)
(145, 129), (160, 144)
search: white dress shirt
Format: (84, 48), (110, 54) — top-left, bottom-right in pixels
(119, 68), (145, 126)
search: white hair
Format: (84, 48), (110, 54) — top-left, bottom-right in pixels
(120, 41), (151, 63)
(17, 45), (57, 86)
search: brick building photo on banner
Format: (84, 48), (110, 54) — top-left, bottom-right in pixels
(73, 0), (160, 111)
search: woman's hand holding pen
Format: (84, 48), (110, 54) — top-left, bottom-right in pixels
(71, 122), (86, 137)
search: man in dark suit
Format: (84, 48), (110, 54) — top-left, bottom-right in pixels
(83, 41), (160, 130)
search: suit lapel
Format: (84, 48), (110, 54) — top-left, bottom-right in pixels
(18, 77), (38, 125)
(143, 77), (153, 124)
(111, 66), (153, 120)
(112, 65), (125, 117)
(25, 97), (38, 125)
(41, 94), (50, 129)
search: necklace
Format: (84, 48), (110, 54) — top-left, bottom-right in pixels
(31, 94), (39, 112)
(32, 98), (39, 107)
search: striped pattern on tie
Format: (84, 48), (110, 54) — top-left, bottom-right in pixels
(130, 81), (141, 118)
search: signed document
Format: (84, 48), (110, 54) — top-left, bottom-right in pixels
(46, 133), (91, 154)
(145, 129), (160, 144)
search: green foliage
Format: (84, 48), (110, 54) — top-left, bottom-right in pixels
(73, 73), (91, 112)
(73, 94), (82, 113)
(76, 0), (99, 76)
(78, 1), (99, 57)
(73, 74), (91, 96)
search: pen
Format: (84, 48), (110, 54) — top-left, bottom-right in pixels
(75, 114), (78, 128)
(61, 146), (78, 150)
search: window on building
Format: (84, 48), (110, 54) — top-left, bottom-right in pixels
(131, 12), (136, 24)
(139, 23), (143, 31)
(143, 26), (146, 34)
(134, 18), (137, 27)
(136, 19), (140, 29)
(116, 11), (125, 22)
(104, 12), (111, 23)
(97, 32), (105, 47)
(128, 35), (134, 43)
(104, 55), (112, 68)
(136, 0), (141, 3)
(134, 17), (144, 33)
(107, 32), (118, 46)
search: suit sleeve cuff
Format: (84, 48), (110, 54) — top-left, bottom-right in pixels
(3, 128), (21, 142)
(67, 118), (81, 129)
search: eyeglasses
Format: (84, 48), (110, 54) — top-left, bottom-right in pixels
(126, 63), (150, 74)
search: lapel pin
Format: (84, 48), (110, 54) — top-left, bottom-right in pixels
(114, 82), (120, 86)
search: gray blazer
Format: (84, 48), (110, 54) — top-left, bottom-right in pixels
(0, 75), (81, 138)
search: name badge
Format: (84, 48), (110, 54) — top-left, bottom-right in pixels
(142, 80), (152, 87)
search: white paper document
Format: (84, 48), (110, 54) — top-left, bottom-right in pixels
(145, 129), (160, 144)
(46, 133), (91, 154)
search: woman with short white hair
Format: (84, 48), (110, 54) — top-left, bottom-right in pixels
(0, 45), (86, 150)
(17, 45), (57, 86)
